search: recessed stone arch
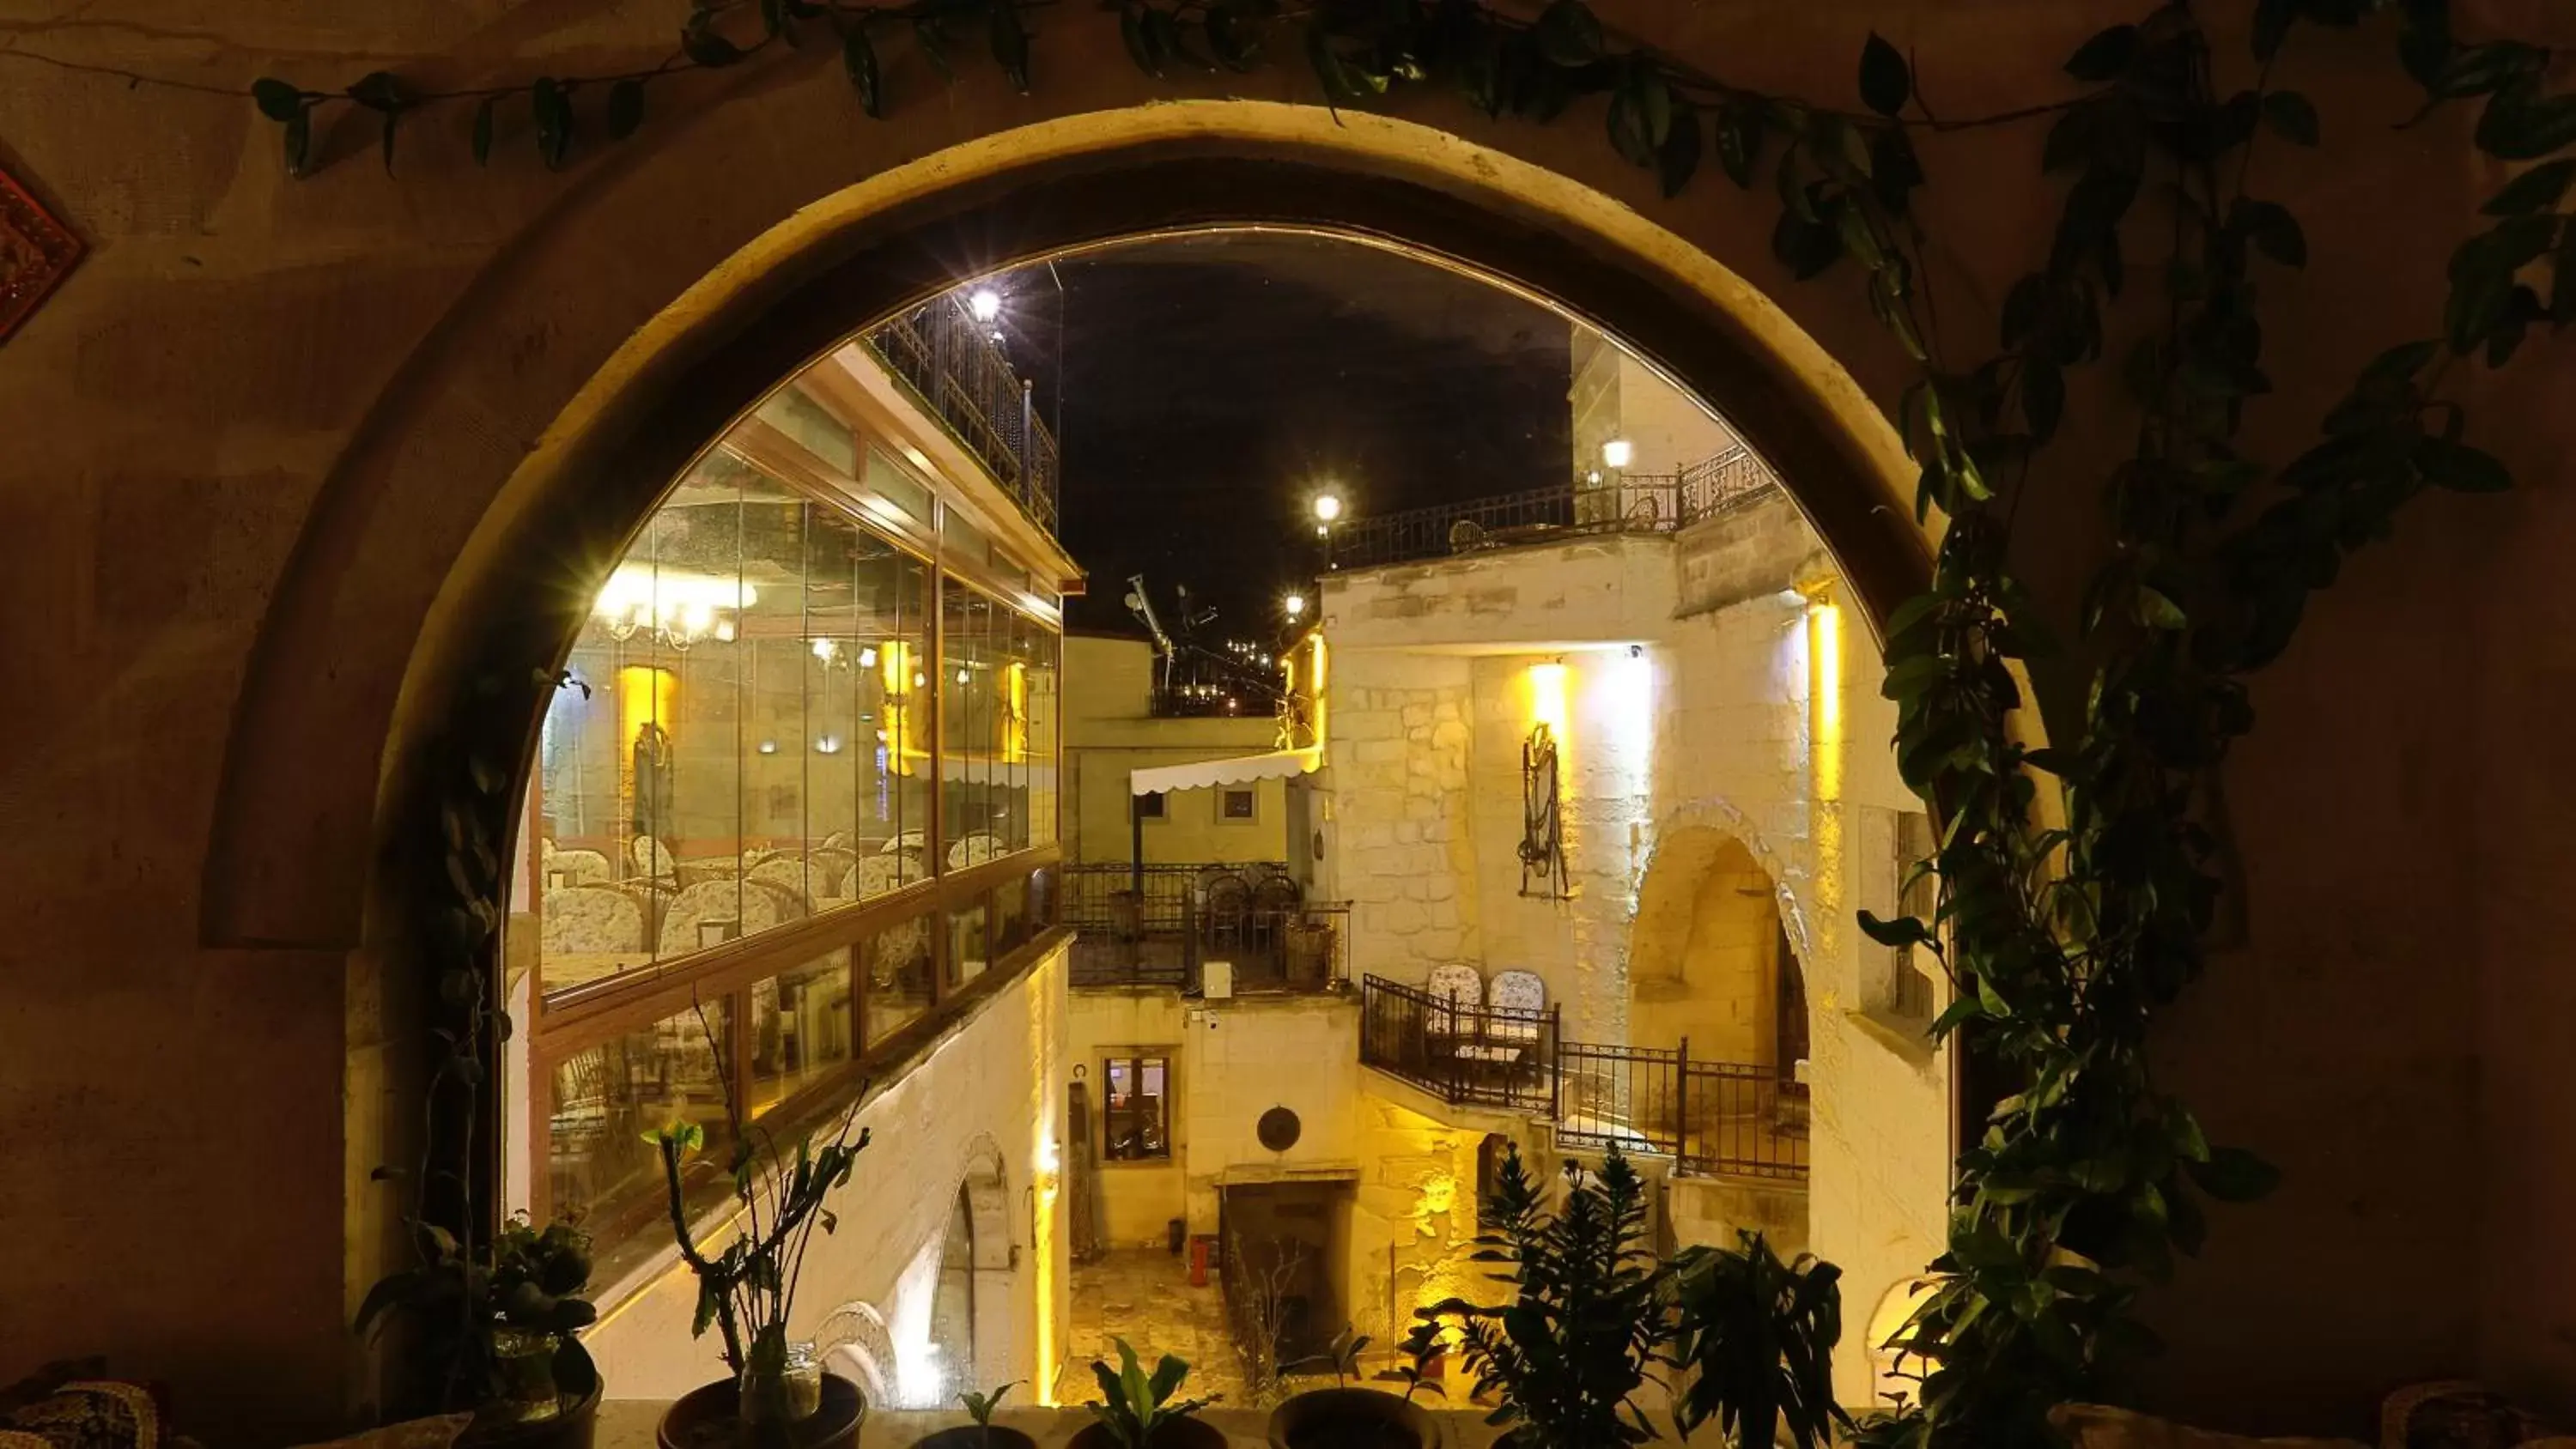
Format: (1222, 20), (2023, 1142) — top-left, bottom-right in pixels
(1628, 813), (1809, 1076)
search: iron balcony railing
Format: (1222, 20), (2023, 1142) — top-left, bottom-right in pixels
(1358, 975), (1809, 1183)
(1330, 446), (1780, 572)
(1063, 863), (1346, 993)
(862, 297), (1060, 537)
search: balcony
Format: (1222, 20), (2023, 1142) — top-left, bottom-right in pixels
(862, 297), (1060, 537)
(1358, 975), (1809, 1183)
(1062, 862), (1350, 993)
(1330, 446), (1777, 572)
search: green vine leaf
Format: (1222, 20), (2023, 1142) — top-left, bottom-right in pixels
(2482, 157), (2576, 215)
(1858, 33), (1911, 118)
(681, 17), (750, 69)
(1657, 97), (1702, 198)
(1120, 4), (1163, 77)
(252, 77), (306, 123)
(532, 76), (574, 170)
(283, 108), (313, 178)
(2063, 24), (2139, 82)
(2261, 90), (2319, 146)
(1531, 0), (1601, 69)
(989, 0), (1032, 94)
(607, 78), (647, 141)
(2414, 436), (2512, 492)
(844, 27), (884, 117)
(1715, 101), (1764, 189)
(1206, 1), (1267, 72)
(471, 95), (496, 167)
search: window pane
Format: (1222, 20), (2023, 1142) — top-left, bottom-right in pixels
(861, 911), (934, 1051)
(1103, 1055), (1170, 1161)
(749, 950), (854, 1117)
(947, 898), (989, 991)
(993, 872), (1030, 956)
(941, 585), (1000, 869)
(547, 997), (731, 1223)
(738, 482), (812, 924)
(1029, 625), (1059, 847)
(805, 511), (862, 907)
(998, 607), (1033, 852)
(848, 535), (931, 901)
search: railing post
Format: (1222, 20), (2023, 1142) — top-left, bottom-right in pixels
(1549, 1006), (1563, 1122)
(1676, 1036), (1690, 1165)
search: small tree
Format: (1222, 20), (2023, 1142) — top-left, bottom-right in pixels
(1667, 1230), (1849, 1449)
(1415, 1144), (1665, 1447)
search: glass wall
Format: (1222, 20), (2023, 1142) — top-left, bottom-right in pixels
(516, 398), (1065, 1240)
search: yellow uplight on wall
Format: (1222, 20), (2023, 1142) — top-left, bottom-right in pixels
(1004, 661), (1029, 763)
(1528, 660), (1571, 741)
(1807, 600), (1842, 804)
(880, 641), (915, 773)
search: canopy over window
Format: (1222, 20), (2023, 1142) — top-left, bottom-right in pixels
(1127, 747), (1321, 796)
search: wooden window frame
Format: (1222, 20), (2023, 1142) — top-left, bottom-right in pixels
(1101, 1052), (1175, 1163)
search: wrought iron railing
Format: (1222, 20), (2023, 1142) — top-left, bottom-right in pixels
(862, 297), (1060, 536)
(1329, 446), (1780, 572)
(1063, 863), (1344, 992)
(1358, 973), (1564, 1116)
(1358, 976), (1808, 1182)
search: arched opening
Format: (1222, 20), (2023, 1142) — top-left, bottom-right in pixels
(929, 1185), (978, 1398)
(197, 104), (1965, 1419)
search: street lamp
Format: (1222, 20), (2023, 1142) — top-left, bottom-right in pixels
(968, 287), (1004, 323)
(1311, 491), (1345, 524)
(1283, 592), (1307, 620)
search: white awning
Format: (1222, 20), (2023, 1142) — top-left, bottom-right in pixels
(1129, 747), (1321, 796)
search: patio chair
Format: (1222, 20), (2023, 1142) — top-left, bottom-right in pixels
(1202, 871), (1254, 959)
(1423, 963), (1485, 1048)
(1485, 970), (1547, 1046)
(1248, 873), (1303, 976)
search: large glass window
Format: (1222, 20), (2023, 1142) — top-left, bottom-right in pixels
(546, 998), (732, 1225)
(861, 908), (935, 1050)
(749, 950), (854, 1117)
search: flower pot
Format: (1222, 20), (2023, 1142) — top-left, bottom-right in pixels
(1267, 1386), (1438, 1449)
(656, 1372), (866, 1449)
(1065, 1418), (1229, 1449)
(460, 1380), (603, 1449)
(907, 1428), (1039, 1449)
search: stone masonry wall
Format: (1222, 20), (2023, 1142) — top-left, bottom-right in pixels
(1323, 650), (1479, 981)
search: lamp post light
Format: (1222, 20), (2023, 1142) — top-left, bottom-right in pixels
(1310, 488), (1346, 569)
(1283, 592), (1307, 621)
(968, 287), (1004, 323)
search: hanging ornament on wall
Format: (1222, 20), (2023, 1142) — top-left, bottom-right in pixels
(1519, 722), (1566, 900)
(0, 164), (84, 345)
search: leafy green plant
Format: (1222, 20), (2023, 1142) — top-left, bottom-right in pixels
(356, 1211), (600, 1422)
(1392, 1318), (1446, 1405)
(1084, 1338), (1214, 1448)
(1291, 1326), (1370, 1390)
(1666, 1231), (1846, 1449)
(1414, 1144), (1663, 1448)
(656, 1013), (871, 1422)
(957, 1379), (1023, 1442)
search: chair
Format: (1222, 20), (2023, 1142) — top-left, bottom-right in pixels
(946, 833), (1003, 871)
(541, 886), (644, 957)
(808, 846), (858, 894)
(881, 831), (927, 857)
(657, 878), (799, 955)
(1485, 970), (1547, 1046)
(847, 854), (908, 901)
(748, 855), (815, 908)
(629, 835), (676, 881)
(1202, 872), (1254, 959)
(1248, 874), (1303, 973)
(1423, 964), (1485, 1045)
(544, 849), (611, 888)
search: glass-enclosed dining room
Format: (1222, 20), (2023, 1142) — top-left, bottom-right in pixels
(503, 379), (1065, 1268)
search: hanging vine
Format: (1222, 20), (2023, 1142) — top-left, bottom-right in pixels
(135, 0), (2570, 1441)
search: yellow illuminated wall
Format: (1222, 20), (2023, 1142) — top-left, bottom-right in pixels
(616, 664), (677, 831)
(881, 641), (920, 773)
(1807, 597), (1844, 1003)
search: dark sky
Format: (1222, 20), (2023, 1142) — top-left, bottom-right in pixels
(992, 233), (1573, 640)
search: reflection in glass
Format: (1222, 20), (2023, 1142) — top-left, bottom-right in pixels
(861, 911), (935, 1050)
(946, 899), (989, 991)
(1103, 1054), (1170, 1161)
(547, 998), (732, 1222)
(993, 874), (1030, 958)
(750, 951), (854, 1116)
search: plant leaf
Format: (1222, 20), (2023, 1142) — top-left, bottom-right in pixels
(1858, 32), (1910, 118)
(607, 78), (646, 141)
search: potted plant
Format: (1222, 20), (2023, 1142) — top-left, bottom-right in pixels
(653, 1039), (873, 1449)
(908, 1381), (1036, 1449)
(1412, 1144), (1666, 1448)
(356, 1212), (603, 1449)
(1665, 1231), (1849, 1449)
(1068, 1339), (1224, 1449)
(1267, 1325), (1441, 1449)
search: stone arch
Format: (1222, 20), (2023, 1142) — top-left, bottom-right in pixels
(201, 98), (1929, 955)
(1638, 797), (1814, 972)
(812, 1299), (896, 1410)
(1627, 818), (1806, 1073)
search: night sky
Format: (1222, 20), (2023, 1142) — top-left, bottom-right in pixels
(991, 233), (1574, 640)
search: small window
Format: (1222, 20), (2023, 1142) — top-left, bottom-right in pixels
(1103, 1054), (1172, 1161)
(1220, 788), (1256, 822)
(1135, 791), (1167, 821)
(1877, 810), (1939, 1023)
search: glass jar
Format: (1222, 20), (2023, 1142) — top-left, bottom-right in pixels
(489, 1328), (564, 1422)
(738, 1340), (823, 1425)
